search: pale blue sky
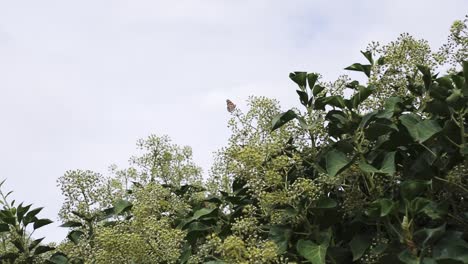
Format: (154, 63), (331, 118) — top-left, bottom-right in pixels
(0, 0), (467, 242)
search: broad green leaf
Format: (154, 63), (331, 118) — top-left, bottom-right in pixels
(47, 252), (71, 264)
(290, 72), (307, 89)
(312, 85), (325, 96)
(325, 150), (351, 177)
(33, 218), (53, 230)
(34, 245), (55, 255)
(67, 230), (84, 245)
(16, 203), (31, 222)
(296, 239), (327, 264)
(417, 64), (432, 89)
(23, 207), (43, 225)
(28, 237), (44, 251)
(414, 223), (445, 248)
(349, 234), (372, 261)
(271, 110), (297, 131)
(113, 199), (133, 215)
(358, 152), (395, 176)
(400, 180), (431, 200)
(358, 160), (380, 173)
(316, 197), (337, 209)
(268, 225), (292, 254)
(347, 85), (374, 109)
(0, 223), (10, 232)
(314, 96), (346, 110)
(345, 63), (372, 77)
(60, 221), (83, 228)
(307, 73), (319, 91)
(192, 208), (217, 220)
(400, 114), (442, 143)
(297, 90), (309, 106)
(377, 198), (395, 217)
(380, 152), (396, 176)
(361, 50), (374, 64)
(398, 249), (420, 264)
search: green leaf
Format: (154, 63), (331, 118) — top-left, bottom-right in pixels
(113, 199), (133, 215)
(417, 64), (432, 89)
(312, 85), (326, 97)
(33, 218), (53, 230)
(60, 221), (83, 228)
(268, 226), (292, 254)
(0, 223), (10, 232)
(23, 207), (43, 225)
(377, 198), (395, 217)
(358, 152), (395, 176)
(297, 90), (309, 106)
(34, 245), (55, 255)
(325, 150), (351, 177)
(28, 237), (44, 251)
(192, 208), (217, 220)
(16, 203), (31, 222)
(380, 152), (396, 176)
(307, 73), (319, 91)
(296, 239), (327, 264)
(290, 72), (307, 89)
(67, 230), (84, 245)
(271, 110), (297, 131)
(398, 249), (420, 264)
(361, 50), (374, 64)
(316, 197), (337, 209)
(349, 234), (372, 261)
(347, 85), (374, 109)
(345, 63), (371, 77)
(400, 180), (431, 200)
(400, 114), (442, 143)
(47, 252), (70, 264)
(414, 223), (445, 248)
(314, 96), (346, 110)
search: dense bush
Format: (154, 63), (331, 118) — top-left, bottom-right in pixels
(1, 16), (467, 264)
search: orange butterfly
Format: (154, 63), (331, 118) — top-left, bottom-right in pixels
(226, 99), (236, 113)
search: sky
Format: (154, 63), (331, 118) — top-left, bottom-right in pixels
(0, 0), (467, 243)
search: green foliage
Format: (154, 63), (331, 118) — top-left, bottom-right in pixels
(0, 180), (56, 263)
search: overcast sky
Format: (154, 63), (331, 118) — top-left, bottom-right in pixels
(0, 0), (466, 243)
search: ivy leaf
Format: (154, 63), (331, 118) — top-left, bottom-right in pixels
(400, 180), (431, 200)
(326, 150), (351, 177)
(307, 73), (319, 91)
(271, 110), (297, 131)
(33, 218), (53, 230)
(60, 221), (83, 228)
(361, 50), (374, 65)
(192, 208), (217, 220)
(312, 85), (326, 97)
(398, 249), (420, 264)
(67, 230), (84, 245)
(316, 197), (337, 209)
(290, 72), (307, 90)
(296, 239), (327, 264)
(345, 63), (371, 77)
(47, 252), (70, 264)
(414, 223), (446, 248)
(269, 226), (292, 254)
(34, 245), (55, 255)
(349, 234), (372, 261)
(400, 114), (442, 143)
(113, 199), (133, 215)
(297, 90), (309, 106)
(380, 152), (396, 176)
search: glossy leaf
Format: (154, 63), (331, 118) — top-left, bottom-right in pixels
(271, 110), (297, 131)
(297, 239), (327, 264)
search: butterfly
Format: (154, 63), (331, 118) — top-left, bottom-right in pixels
(226, 99), (236, 113)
